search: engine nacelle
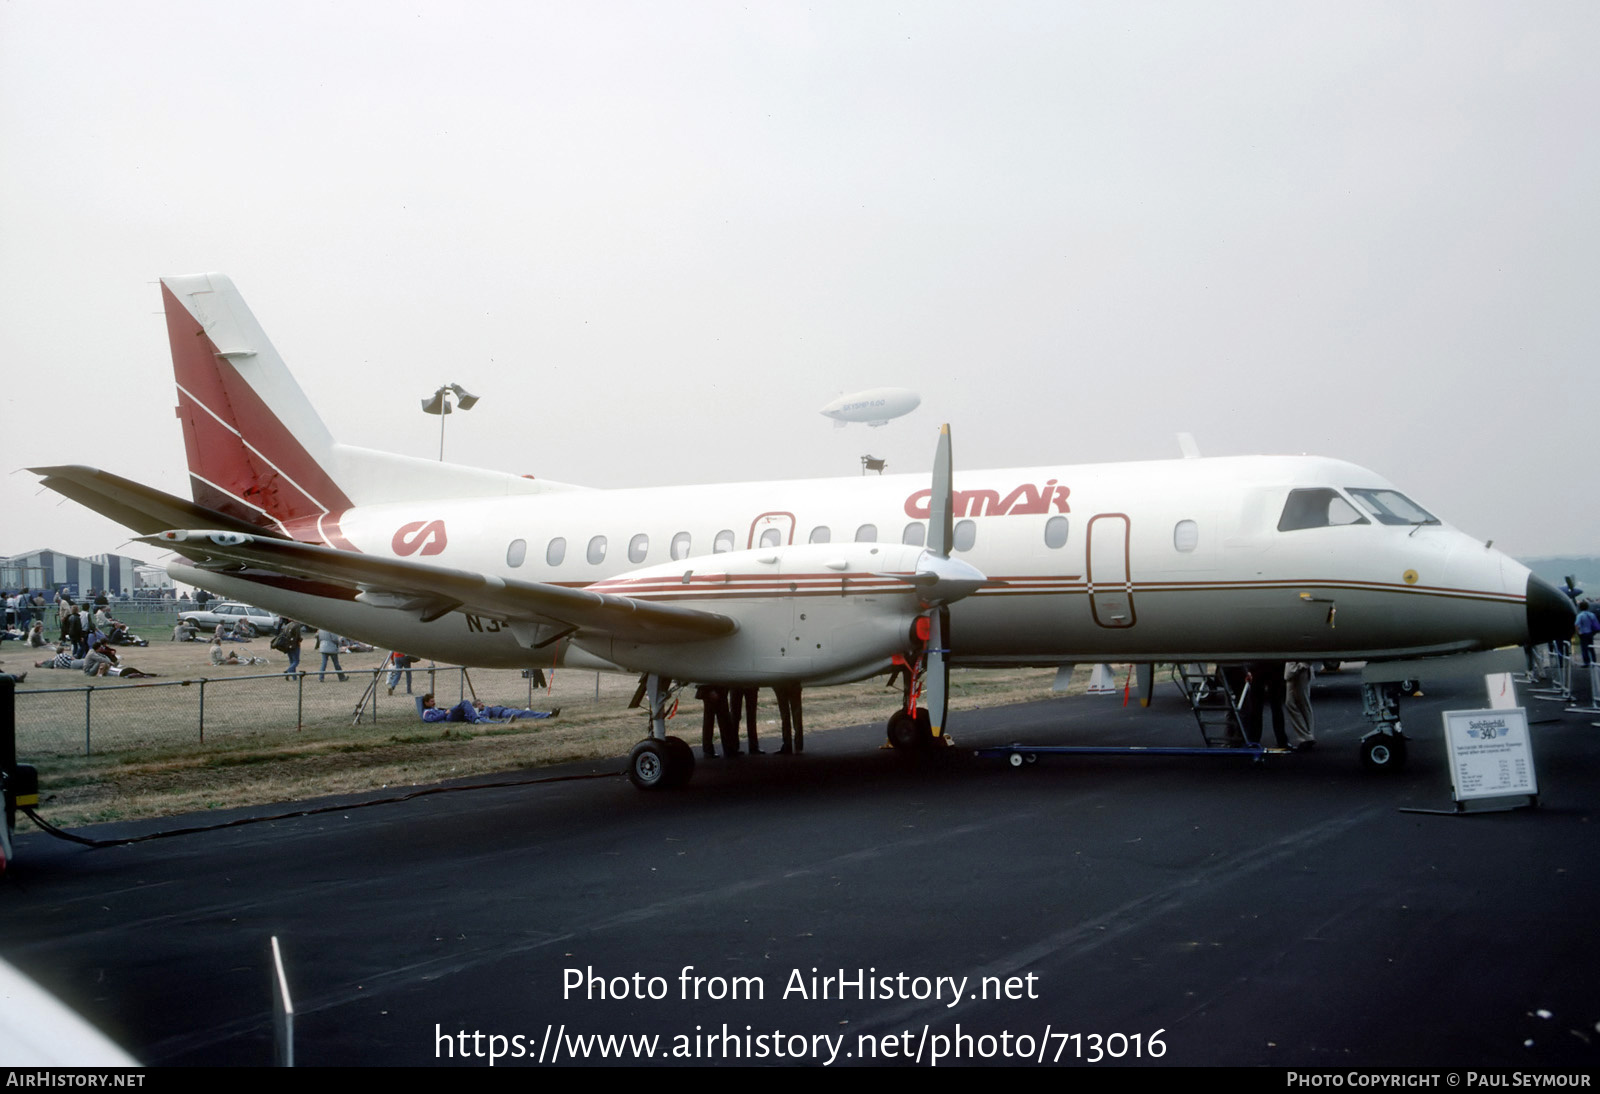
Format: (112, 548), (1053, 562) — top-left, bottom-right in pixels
(573, 542), (935, 685)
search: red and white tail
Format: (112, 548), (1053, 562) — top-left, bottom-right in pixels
(161, 274), (574, 541)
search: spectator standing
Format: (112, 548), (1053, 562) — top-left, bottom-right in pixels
(317, 629), (348, 682)
(274, 619), (304, 677)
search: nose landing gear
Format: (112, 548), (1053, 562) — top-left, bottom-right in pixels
(1359, 681), (1410, 773)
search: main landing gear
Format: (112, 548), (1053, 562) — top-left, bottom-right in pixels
(884, 648), (947, 753)
(628, 735), (695, 790)
(885, 707), (933, 750)
(627, 674), (696, 790)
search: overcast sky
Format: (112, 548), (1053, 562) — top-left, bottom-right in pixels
(3, 1), (1595, 565)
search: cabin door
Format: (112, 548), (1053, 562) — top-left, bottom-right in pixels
(748, 511), (796, 549)
(1087, 513), (1136, 628)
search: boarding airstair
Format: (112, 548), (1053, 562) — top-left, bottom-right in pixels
(1170, 663), (1248, 747)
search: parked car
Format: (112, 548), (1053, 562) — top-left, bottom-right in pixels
(176, 601), (279, 636)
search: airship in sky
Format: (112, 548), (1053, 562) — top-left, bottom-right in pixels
(818, 387), (921, 428)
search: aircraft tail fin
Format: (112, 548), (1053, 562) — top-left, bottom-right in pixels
(161, 274), (579, 536)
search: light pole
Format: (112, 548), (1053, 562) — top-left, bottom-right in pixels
(420, 383), (479, 461)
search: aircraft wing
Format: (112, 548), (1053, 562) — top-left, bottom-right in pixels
(139, 530), (737, 646)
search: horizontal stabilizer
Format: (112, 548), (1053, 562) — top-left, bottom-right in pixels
(30, 466), (287, 538)
(140, 530), (737, 645)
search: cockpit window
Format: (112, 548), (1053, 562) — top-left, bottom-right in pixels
(1277, 488), (1369, 532)
(1346, 488), (1438, 527)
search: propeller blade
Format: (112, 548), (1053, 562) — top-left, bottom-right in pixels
(927, 607), (950, 737)
(928, 424), (953, 557)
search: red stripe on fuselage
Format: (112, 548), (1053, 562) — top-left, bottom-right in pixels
(279, 509), (364, 554)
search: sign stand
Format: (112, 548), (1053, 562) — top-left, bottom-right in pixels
(1429, 707), (1539, 814)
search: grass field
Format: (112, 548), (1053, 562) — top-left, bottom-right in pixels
(8, 627), (1085, 828)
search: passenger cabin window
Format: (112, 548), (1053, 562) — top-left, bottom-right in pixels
(587, 535), (607, 565)
(1347, 488), (1439, 527)
(506, 538), (527, 567)
(628, 534), (649, 564)
(759, 527), (782, 549)
(1173, 520), (1199, 552)
(546, 537), (566, 566)
(671, 532), (691, 560)
(953, 520), (976, 552)
(855, 524), (878, 543)
(902, 522), (926, 547)
(713, 530), (735, 553)
(809, 526), (831, 544)
(1277, 488), (1368, 532)
(1044, 516), (1069, 549)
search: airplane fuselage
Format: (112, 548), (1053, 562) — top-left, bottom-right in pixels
(170, 453), (1533, 683)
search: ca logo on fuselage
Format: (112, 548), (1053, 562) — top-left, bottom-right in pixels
(393, 520), (448, 556)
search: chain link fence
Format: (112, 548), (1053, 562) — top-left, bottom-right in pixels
(15, 664), (638, 759)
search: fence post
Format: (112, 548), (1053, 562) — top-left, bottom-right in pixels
(296, 672), (304, 730)
(198, 678), (205, 743)
(84, 687), (92, 758)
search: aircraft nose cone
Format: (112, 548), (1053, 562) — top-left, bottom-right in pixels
(1526, 574), (1576, 645)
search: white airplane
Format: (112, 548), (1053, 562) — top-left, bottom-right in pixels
(33, 274), (1573, 788)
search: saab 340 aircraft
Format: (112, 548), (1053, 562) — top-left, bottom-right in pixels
(32, 274), (1574, 789)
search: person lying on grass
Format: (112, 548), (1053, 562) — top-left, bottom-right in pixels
(419, 692), (559, 724)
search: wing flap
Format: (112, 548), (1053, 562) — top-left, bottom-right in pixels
(139, 530), (737, 644)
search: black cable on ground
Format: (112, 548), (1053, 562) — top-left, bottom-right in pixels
(19, 767), (625, 849)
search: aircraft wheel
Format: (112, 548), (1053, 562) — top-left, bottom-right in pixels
(887, 710), (929, 751)
(628, 739), (671, 790)
(662, 736), (695, 788)
(1007, 751), (1031, 768)
(1359, 733), (1408, 773)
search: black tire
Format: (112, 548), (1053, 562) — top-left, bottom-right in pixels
(662, 736), (695, 788)
(628, 739), (670, 790)
(886, 710), (928, 751)
(1360, 733), (1408, 773)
